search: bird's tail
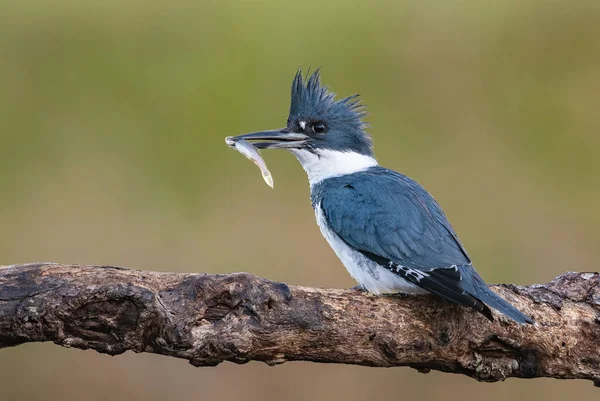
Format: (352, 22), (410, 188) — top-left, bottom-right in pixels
(461, 265), (534, 324)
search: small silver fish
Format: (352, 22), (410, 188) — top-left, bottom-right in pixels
(225, 137), (274, 188)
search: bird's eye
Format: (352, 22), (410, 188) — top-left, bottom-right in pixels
(312, 122), (326, 133)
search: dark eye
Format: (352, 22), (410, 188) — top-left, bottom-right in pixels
(312, 122), (326, 133)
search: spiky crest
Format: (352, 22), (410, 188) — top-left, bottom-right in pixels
(289, 69), (367, 129)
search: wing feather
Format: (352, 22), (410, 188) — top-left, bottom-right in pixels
(320, 170), (470, 269)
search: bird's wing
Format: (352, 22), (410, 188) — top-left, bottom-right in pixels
(319, 169), (494, 319)
(319, 170), (470, 269)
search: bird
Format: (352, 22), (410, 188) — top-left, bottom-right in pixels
(230, 69), (533, 324)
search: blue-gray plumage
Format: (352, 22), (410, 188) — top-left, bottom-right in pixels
(231, 69), (533, 324)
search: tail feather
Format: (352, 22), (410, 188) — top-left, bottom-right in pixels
(374, 255), (534, 324)
(419, 265), (494, 321)
(460, 266), (534, 324)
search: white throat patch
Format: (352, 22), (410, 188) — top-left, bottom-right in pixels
(290, 149), (378, 186)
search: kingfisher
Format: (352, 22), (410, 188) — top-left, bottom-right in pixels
(230, 70), (533, 324)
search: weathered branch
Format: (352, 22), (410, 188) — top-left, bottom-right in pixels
(0, 263), (599, 385)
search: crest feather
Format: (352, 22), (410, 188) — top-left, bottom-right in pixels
(289, 69), (367, 128)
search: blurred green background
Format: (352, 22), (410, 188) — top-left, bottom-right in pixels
(1, 0), (599, 400)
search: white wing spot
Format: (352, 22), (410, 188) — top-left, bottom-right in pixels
(389, 263), (429, 282)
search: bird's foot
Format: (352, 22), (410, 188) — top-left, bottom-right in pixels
(349, 284), (367, 292)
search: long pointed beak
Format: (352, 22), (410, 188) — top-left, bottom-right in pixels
(226, 129), (309, 149)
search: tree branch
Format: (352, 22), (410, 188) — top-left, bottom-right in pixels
(0, 263), (599, 385)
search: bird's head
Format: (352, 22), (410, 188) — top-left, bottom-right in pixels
(231, 70), (377, 184)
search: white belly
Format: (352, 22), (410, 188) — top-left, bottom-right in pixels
(315, 204), (426, 294)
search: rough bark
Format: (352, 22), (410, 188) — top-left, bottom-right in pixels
(0, 263), (599, 385)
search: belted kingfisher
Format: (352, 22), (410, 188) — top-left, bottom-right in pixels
(231, 70), (533, 324)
